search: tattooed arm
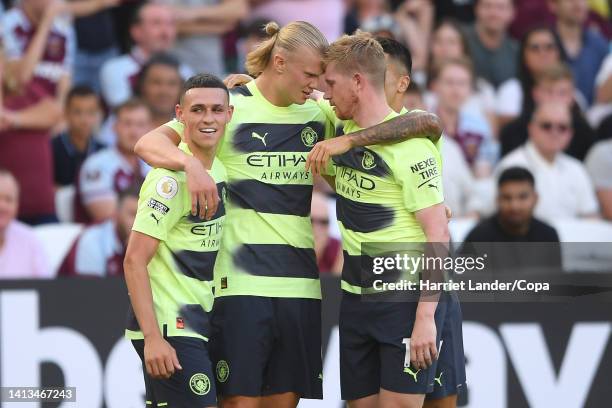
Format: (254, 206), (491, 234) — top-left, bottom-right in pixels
(306, 110), (443, 175)
(348, 110), (442, 146)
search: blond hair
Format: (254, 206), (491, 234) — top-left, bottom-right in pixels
(535, 63), (574, 86)
(323, 31), (386, 87)
(245, 21), (329, 77)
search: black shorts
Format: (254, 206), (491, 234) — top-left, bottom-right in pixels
(426, 292), (467, 400)
(209, 296), (323, 399)
(132, 336), (217, 408)
(339, 292), (449, 401)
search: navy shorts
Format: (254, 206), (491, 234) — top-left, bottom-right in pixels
(426, 292), (467, 400)
(340, 291), (463, 401)
(132, 336), (217, 408)
(209, 296), (323, 399)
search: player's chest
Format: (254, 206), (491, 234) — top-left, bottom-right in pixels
(333, 148), (399, 202)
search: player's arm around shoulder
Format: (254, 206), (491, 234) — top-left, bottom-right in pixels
(134, 120), (220, 220)
(124, 169), (186, 380)
(307, 107), (443, 176)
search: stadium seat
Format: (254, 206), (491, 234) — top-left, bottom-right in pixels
(35, 223), (84, 276)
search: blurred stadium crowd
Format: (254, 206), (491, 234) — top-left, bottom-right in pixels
(0, 0), (611, 278)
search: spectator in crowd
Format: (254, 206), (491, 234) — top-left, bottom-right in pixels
(426, 19), (496, 125)
(550, 0), (608, 106)
(585, 139), (612, 220)
(1, 0), (74, 99)
(161, 0), (248, 76)
(500, 63), (597, 161)
(0, 55), (63, 227)
(462, 166), (561, 277)
(69, 0), (121, 92)
(59, 185), (139, 277)
(404, 81), (426, 111)
(430, 57), (498, 177)
(51, 85), (105, 187)
(134, 54), (181, 129)
(99, 2), (192, 108)
(99, 53), (182, 145)
(509, 0), (612, 41)
(464, 0), (518, 89)
(312, 191), (342, 275)
(0, 170), (51, 278)
(465, 167), (560, 241)
(497, 101), (599, 221)
(344, 0), (389, 36)
(248, 0), (343, 41)
(75, 98), (152, 224)
(496, 26), (561, 123)
(392, 0), (434, 83)
(430, 0), (476, 23)
(236, 18), (270, 73)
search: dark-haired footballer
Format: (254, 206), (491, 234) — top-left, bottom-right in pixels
(124, 74), (231, 408)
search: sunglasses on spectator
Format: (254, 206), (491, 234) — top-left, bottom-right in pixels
(527, 43), (556, 52)
(311, 217), (329, 226)
(537, 121), (570, 133)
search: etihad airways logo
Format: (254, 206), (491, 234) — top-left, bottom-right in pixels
(251, 132), (268, 146)
(247, 153), (306, 167)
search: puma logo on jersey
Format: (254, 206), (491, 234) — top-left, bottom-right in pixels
(252, 132), (269, 146)
(428, 183), (439, 191)
(151, 213), (161, 225)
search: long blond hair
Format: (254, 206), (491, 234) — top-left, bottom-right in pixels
(245, 21), (329, 77)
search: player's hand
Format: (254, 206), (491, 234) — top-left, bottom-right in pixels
(223, 73), (253, 89)
(410, 314), (437, 370)
(184, 156), (219, 220)
(306, 136), (353, 176)
(144, 336), (182, 379)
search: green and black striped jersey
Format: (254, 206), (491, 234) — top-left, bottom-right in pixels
(331, 110), (445, 294)
(167, 81), (335, 299)
(126, 155), (227, 340)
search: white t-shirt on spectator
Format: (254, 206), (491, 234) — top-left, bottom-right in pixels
(442, 136), (476, 217)
(585, 139), (612, 190)
(73, 220), (124, 276)
(99, 47), (193, 107)
(497, 141), (599, 221)
(0, 221), (51, 279)
(79, 147), (149, 205)
(496, 78), (523, 118)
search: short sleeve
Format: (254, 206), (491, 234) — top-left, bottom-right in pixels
(79, 156), (115, 204)
(2, 12), (23, 60)
(165, 119), (185, 140)
(132, 171), (186, 242)
(396, 140), (445, 213)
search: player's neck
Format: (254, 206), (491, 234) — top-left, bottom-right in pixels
(255, 75), (293, 107)
(353, 91), (392, 129)
(187, 142), (215, 170)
